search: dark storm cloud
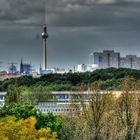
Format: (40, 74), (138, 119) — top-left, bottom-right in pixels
(0, 0), (46, 26)
(45, 0), (140, 29)
(0, 0), (140, 28)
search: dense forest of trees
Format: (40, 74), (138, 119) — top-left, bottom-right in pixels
(1, 68), (140, 139)
(1, 77), (140, 140)
(1, 68), (140, 91)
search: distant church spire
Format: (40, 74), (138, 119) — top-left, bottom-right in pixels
(20, 58), (24, 74)
(40, 64), (42, 74)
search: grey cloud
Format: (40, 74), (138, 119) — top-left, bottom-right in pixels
(0, 0), (46, 26)
(45, 2), (140, 31)
(0, 0), (140, 27)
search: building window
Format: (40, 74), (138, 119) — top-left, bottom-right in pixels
(99, 56), (102, 62)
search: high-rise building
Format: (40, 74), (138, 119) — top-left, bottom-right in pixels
(93, 50), (120, 69)
(120, 55), (140, 69)
(92, 50), (140, 70)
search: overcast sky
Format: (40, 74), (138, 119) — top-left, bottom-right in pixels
(0, 0), (140, 70)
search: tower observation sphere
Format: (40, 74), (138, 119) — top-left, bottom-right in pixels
(42, 26), (48, 39)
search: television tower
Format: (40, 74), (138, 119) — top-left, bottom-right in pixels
(41, 25), (48, 70)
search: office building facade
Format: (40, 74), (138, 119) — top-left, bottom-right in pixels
(93, 50), (140, 70)
(93, 50), (120, 69)
(120, 55), (140, 69)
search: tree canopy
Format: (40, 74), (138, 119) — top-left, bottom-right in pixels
(0, 68), (140, 91)
(0, 103), (63, 139)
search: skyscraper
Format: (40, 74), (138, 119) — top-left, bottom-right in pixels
(120, 55), (140, 69)
(93, 50), (120, 69)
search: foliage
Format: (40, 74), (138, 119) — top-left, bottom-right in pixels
(0, 104), (37, 119)
(62, 78), (140, 140)
(28, 86), (53, 104)
(36, 113), (63, 138)
(5, 85), (53, 105)
(0, 103), (63, 139)
(5, 84), (22, 105)
(1, 68), (140, 91)
(0, 116), (57, 140)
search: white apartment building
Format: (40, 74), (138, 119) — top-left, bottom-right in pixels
(0, 92), (6, 107)
(77, 64), (87, 72)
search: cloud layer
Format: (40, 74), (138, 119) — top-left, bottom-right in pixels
(0, 0), (140, 28)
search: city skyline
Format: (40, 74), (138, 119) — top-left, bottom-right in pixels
(0, 0), (140, 69)
(2, 49), (140, 72)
